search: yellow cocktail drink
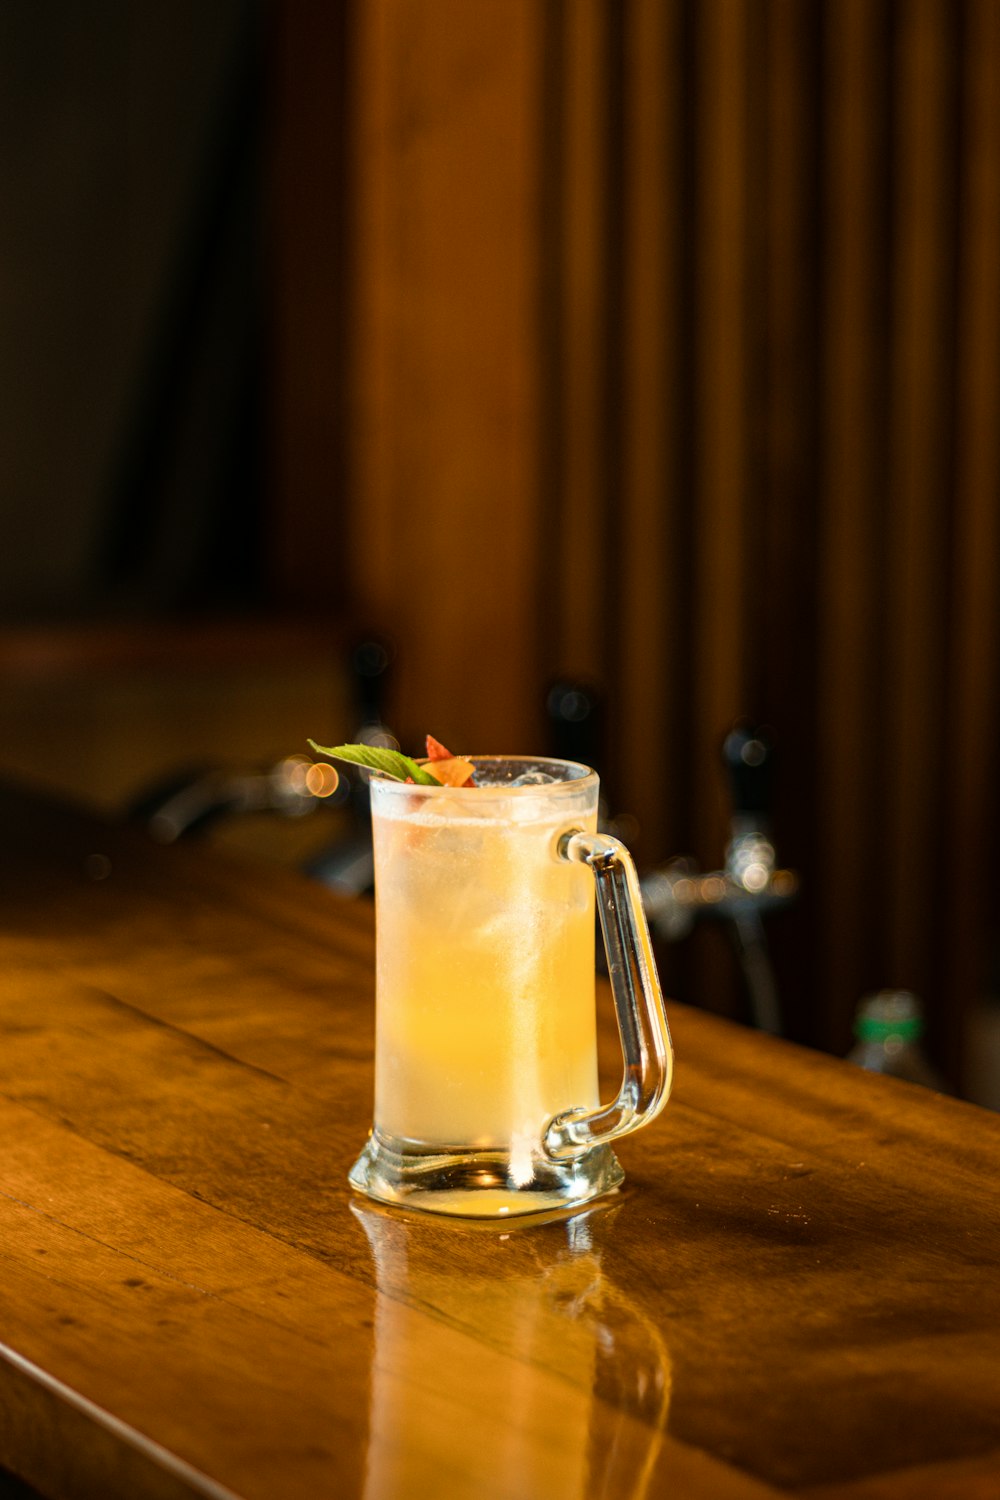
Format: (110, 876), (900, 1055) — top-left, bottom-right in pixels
(343, 752), (671, 1217)
(371, 773), (599, 1153)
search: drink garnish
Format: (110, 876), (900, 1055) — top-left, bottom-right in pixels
(307, 735), (476, 788)
(423, 758), (476, 786)
(422, 734), (476, 787)
(307, 741), (442, 786)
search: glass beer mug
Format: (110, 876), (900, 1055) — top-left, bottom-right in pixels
(348, 757), (674, 1217)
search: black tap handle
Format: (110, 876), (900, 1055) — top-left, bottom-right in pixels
(546, 679), (604, 770)
(722, 723), (774, 820)
(349, 633), (394, 729)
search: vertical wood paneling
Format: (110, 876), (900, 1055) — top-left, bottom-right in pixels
(884, 0), (957, 990)
(349, 0), (544, 751)
(691, 0), (751, 869)
(276, 0), (1000, 1081)
(818, 0), (891, 1047)
(553, 0), (611, 676)
(617, 0), (682, 862)
(943, 0), (1000, 1078)
(762, 0), (823, 1042)
(681, 0), (756, 1017)
(763, 0), (820, 706)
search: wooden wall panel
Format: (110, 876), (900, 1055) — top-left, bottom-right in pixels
(943, 0), (1000, 1079)
(276, 0), (1000, 1086)
(884, 0), (958, 1000)
(817, 0), (892, 1051)
(617, 0), (683, 865)
(763, 0), (821, 737)
(554, 0), (612, 676)
(690, 0), (752, 872)
(759, 0), (823, 1043)
(348, 0), (545, 752)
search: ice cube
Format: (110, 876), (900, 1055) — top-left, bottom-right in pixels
(472, 761), (564, 788)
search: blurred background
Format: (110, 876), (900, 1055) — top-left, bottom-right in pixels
(2, 0), (999, 1101)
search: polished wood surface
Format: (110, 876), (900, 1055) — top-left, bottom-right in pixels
(0, 782), (998, 1499)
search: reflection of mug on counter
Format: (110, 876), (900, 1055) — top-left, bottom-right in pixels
(354, 1205), (672, 1500)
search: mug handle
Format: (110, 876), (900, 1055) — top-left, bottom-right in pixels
(545, 830), (674, 1161)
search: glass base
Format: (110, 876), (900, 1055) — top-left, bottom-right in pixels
(348, 1128), (624, 1219)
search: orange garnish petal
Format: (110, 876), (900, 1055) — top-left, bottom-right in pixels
(426, 756), (476, 787)
(426, 734), (454, 761)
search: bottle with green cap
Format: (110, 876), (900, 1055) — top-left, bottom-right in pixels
(847, 989), (946, 1090)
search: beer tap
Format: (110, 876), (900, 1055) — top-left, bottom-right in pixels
(640, 724), (798, 1035)
(126, 633), (395, 893)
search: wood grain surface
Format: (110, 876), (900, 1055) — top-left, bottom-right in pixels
(0, 783), (998, 1499)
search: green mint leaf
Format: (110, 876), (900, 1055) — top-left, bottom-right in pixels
(307, 740), (442, 786)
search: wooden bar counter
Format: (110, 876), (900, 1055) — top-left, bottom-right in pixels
(0, 781), (998, 1499)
